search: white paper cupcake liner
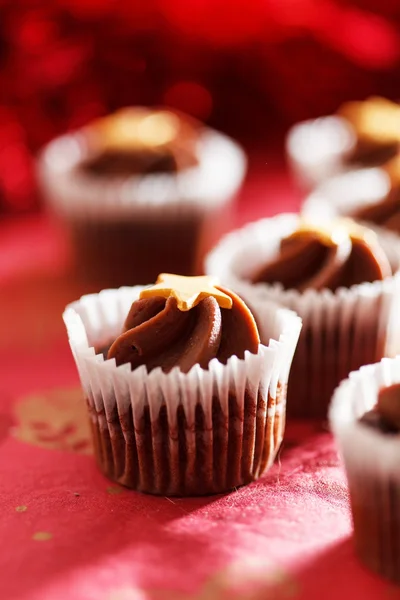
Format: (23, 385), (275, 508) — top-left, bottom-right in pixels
(301, 167), (392, 223)
(330, 356), (400, 582)
(286, 115), (357, 190)
(205, 213), (400, 418)
(38, 127), (247, 220)
(63, 285), (302, 496)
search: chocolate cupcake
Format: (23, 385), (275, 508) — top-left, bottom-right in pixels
(303, 154), (400, 238)
(286, 97), (400, 190)
(205, 214), (400, 418)
(63, 274), (301, 496)
(330, 356), (400, 583)
(39, 107), (246, 289)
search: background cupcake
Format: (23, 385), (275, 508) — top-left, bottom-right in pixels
(330, 356), (400, 583)
(286, 97), (400, 191)
(63, 274), (301, 496)
(38, 107), (246, 290)
(205, 214), (400, 419)
(302, 154), (400, 236)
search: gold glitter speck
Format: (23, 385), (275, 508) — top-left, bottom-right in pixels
(13, 387), (92, 455)
(15, 505), (27, 512)
(32, 531), (53, 542)
(107, 486), (124, 495)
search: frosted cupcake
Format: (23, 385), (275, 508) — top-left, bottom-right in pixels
(286, 97), (400, 190)
(302, 153), (400, 238)
(63, 274), (301, 496)
(330, 356), (400, 583)
(206, 214), (400, 418)
(38, 107), (246, 288)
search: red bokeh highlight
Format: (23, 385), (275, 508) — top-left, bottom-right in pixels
(0, 0), (400, 213)
(164, 81), (213, 120)
(160, 0), (266, 47)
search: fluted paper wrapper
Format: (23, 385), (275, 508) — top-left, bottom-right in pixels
(63, 285), (301, 496)
(330, 357), (400, 583)
(38, 128), (246, 219)
(286, 115), (357, 190)
(301, 167), (392, 224)
(38, 128), (246, 286)
(205, 213), (400, 418)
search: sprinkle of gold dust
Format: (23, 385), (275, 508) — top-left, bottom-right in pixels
(32, 531), (53, 542)
(12, 387), (92, 455)
(140, 273), (232, 312)
(107, 485), (124, 495)
(269, 571), (300, 598)
(15, 505), (27, 512)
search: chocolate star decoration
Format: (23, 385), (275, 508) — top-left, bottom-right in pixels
(140, 274), (233, 311)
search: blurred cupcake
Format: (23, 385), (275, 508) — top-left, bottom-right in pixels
(38, 107), (246, 289)
(205, 214), (400, 418)
(286, 97), (400, 190)
(303, 154), (400, 237)
(63, 273), (301, 496)
(330, 356), (400, 583)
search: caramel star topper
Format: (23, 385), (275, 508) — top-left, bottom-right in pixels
(338, 97), (400, 143)
(336, 216), (381, 246)
(139, 274), (233, 311)
(295, 218), (378, 248)
(294, 219), (349, 247)
(89, 108), (180, 151)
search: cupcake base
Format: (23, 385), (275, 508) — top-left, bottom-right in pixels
(330, 356), (400, 584)
(89, 384), (286, 496)
(285, 290), (387, 419)
(68, 212), (205, 288)
(68, 200), (233, 287)
(39, 127), (246, 288)
(348, 469), (400, 583)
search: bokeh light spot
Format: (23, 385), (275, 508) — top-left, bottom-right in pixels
(164, 81), (213, 120)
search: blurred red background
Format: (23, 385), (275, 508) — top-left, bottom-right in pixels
(1, 0), (400, 214)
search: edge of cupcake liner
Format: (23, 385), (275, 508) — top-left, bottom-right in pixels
(63, 284), (302, 418)
(329, 356), (400, 583)
(37, 128), (247, 220)
(301, 167), (392, 222)
(285, 115), (356, 189)
(204, 212), (400, 303)
(330, 356), (400, 473)
(205, 213), (400, 417)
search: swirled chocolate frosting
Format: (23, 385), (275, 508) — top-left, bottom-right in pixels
(377, 384), (400, 431)
(337, 97), (400, 165)
(82, 107), (199, 176)
(360, 384), (400, 434)
(251, 221), (392, 292)
(108, 287), (260, 373)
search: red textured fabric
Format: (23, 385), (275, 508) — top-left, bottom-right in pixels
(0, 165), (396, 599)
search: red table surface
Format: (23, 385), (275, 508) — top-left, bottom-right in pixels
(1, 152), (399, 600)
